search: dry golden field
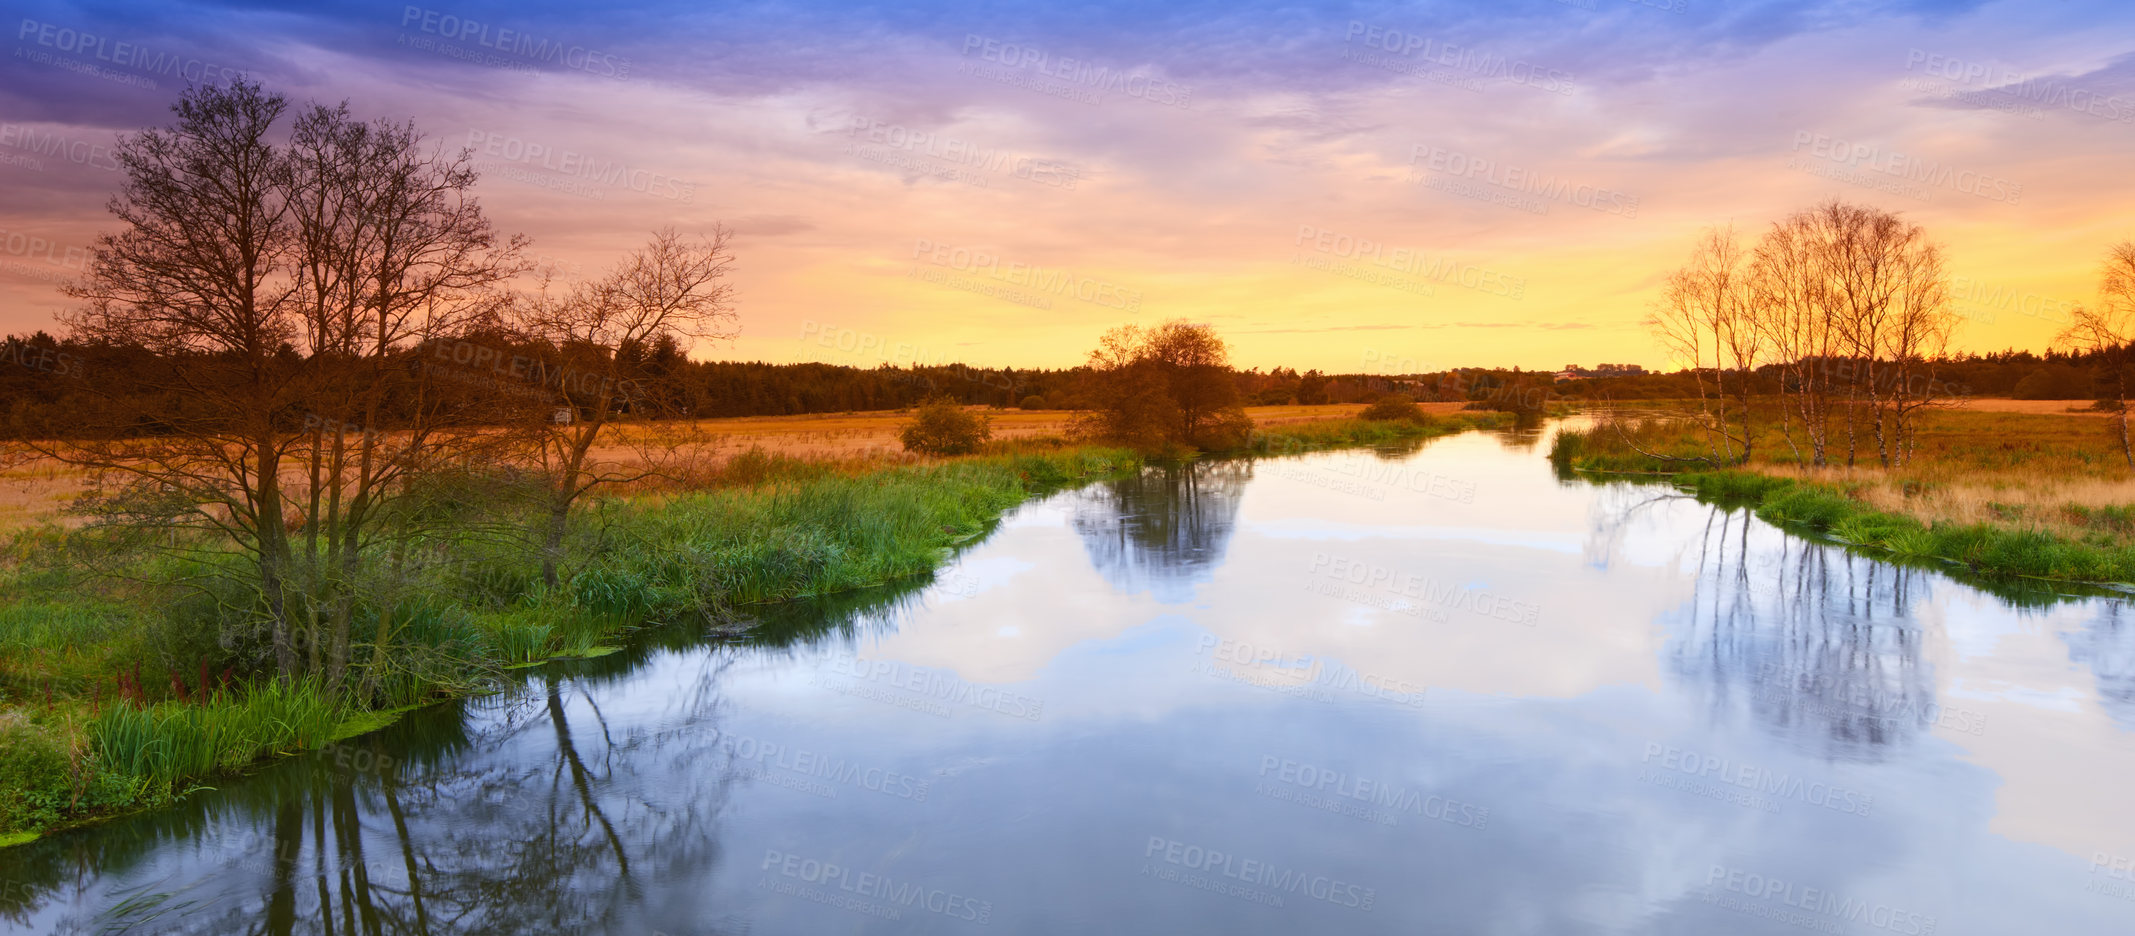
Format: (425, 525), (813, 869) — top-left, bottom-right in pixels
(0, 404), (1423, 534)
(1949, 398), (2111, 417)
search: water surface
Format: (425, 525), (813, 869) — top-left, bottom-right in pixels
(7, 419), (2134, 935)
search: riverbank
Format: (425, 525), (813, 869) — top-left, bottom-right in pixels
(0, 444), (1140, 842)
(0, 411), (1499, 843)
(1551, 402), (2135, 585)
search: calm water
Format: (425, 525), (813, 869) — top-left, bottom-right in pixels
(7, 419), (2135, 935)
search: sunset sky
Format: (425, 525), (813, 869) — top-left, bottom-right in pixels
(3, 0), (2133, 372)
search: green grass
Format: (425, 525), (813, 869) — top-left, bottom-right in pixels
(1555, 421), (2135, 584)
(1241, 414), (1508, 456)
(89, 679), (347, 793)
(585, 447), (1141, 615)
(1660, 467), (2135, 584)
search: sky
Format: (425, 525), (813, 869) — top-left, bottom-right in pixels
(2, 0), (2133, 373)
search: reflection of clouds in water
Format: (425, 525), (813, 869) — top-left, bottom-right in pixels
(1657, 503), (1944, 762)
(2065, 602), (2135, 731)
(18, 419), (2135, 935)
(1069, 461), (1249, 602)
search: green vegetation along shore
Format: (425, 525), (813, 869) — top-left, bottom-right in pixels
(0, 445), (1140, 841)
(1552, 414), (2135, 586)
(0, 412), (1496, 844)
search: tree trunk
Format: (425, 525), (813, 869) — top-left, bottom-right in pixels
(2120, 368), (2133, 470)
(257, 436), (301, 682)
(541, 494), (572, 590)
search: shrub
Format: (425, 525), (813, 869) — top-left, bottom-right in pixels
(899, 399), (994, 456)
(1019, 395), (1049, 410)
(1359, 394), (1430, 424)
(0, 717), (73, 835)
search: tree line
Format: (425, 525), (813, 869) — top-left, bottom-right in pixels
(1643, 198), (2135, 469)
(1649, 200), (1956, 468)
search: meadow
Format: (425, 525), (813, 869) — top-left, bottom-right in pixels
(1552, 398), (2135, 583)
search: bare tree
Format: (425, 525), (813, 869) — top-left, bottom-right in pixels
(1743, 199), (1950, 469)
(48, 81), (523, 691)
(2059, 240), (2135, 468)
(1652, 225), (1759, 463)
(510, 227), (738, 588)
(1750, 209), (1839, 466)
(280, 101), (526, 693)
(56, 80), (312, 678)
(1880, 234), (1956, 467)
(1808, 200), (1948, 467)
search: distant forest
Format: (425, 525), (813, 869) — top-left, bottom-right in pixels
(1, 329), (2123, 437)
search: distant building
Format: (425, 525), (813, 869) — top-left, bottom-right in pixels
(1554, 363), (1646, 382)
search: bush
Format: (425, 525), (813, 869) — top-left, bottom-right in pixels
(1359, 394), (1430, 424)
(0, 717), (74, 835)
(1018, 395), (1048, 410)
(899, 399), (994, 456)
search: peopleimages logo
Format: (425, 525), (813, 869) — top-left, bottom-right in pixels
(1257, 756), (1490, 829)
(1193, 634), (1426, 705)
(821, 655), (1045, 720)
(465, 130), (693, 203)
(0, 123), (121, 172)
(760, 849), (993, 924)
(701, 726), (930, 802)
(847, 118), (1081, 190)
(15, 18), (244, 86)
(1790, 132), (2021, 204)
(399, 7), (629, 79)
(1904, 48), (2135, 123)
(1641, 742), (1875, 816)
(1407, 144), (1639, 217)
(1294, 225), (1525, 298)
(960, 35), (1193, 108)
(1705, 865), (1938, 935)
(1343, 21), (1575, 95)
(1307, 552), (1538, 626)
(1141, 836), (1376, 911)
(911, 239), (1142, 312)
(2, 337), (86, 379)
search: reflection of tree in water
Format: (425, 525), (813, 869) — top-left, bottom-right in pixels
(2066, 602), (2135, 731)
(1, 576), (954, 935)
(14, 647), (752, 936)
(1489, 416), (1547, 452)
(1069, 460), (1249, 601)
(732, 572), (934, 658)
(1664, 502), (1942, 761)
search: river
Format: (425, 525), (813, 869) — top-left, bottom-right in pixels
(5, 418), (2133, 934)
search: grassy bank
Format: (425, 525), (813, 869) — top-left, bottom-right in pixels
(1552, 404), (2135, 584)
(0, 410), (1518, 841)
(0, 443), (1141, 841)
(1238, 412), (1512, 456)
